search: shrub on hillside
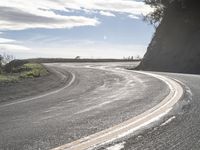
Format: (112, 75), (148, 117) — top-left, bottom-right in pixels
(4, 60), (29, 73)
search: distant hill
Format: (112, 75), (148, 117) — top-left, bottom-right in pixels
(25, 58), (141, 63)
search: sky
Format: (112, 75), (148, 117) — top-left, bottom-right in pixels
(0, 0), (155, 59)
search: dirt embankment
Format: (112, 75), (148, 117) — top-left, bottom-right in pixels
(137, 1), (200, 74)
(0, 66), (71, 104)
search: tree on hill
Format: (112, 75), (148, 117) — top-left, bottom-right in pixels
(75, 56), (81, 59)
(0, 55), (2, 74)
(0, 53), (15, 73)
(144, 0), (199, 26)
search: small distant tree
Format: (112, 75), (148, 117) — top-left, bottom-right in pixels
(131, 56), (134, 60)
(2, 53), (15, 65)
(0, 55), (3, 74)
(75, 56), (80, 59)
(0, 53), (15, 74)
(136, 55), (141, 60)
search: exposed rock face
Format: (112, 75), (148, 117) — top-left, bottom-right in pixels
(137, 1), (200, 74)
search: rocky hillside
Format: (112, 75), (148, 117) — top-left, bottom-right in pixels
(137, 0), (200, 74)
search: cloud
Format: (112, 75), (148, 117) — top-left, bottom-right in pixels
(0, 37), (30, 52)
(0, 43), (30, 51)
(99, 11), (115, 17)
(0, 2), (99, 30)
(0, 0), (152, 31)
(0, 38), (16, 43)
(63, 0), (153, 16)
(128, 15), (140, 19)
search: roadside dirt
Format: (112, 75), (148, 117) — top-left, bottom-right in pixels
(0, 65), (71, 104)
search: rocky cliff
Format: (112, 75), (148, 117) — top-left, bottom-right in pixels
(137, 1), (200, 74)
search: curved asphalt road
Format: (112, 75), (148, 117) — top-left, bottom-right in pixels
(0, 62), (171, 150)
(97, 72), (200, 150)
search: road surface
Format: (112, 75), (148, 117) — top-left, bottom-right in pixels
(0, 62), (198, 150)
(96, 72), (200, 150)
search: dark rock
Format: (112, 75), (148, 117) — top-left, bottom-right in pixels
(137, 1), (200, 74)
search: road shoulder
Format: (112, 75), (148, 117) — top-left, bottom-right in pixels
(0, 65), (71, 104)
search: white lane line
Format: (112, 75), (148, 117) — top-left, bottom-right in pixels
(0, 71), (75, 108)
(51, 71), (184, 150)
(160, 116), (176, 127)
(106, 142), (125, 150)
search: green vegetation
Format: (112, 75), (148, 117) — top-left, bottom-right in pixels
(19, 63), (48, 78)
(0, 62), (48, 83)
(0, 75), (18, 82)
